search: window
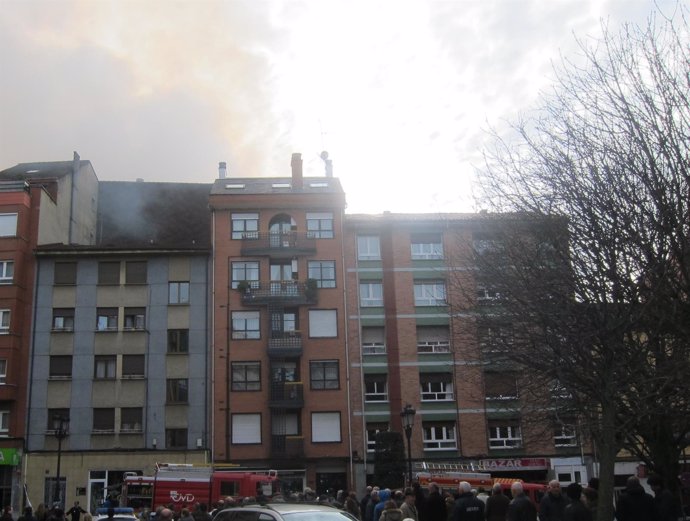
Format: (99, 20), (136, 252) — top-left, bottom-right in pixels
(232, 413), (261, 444)
(122, 355), (145, 378)
(366, 422), (388, 452)
(0, 409), (8, 434)
(554, 422), (578, 447)
(125, 261), (147, 284)
(420, 374), (454, 401)
(166, 379), (188, 403)
(271, 308), (297, 336)
(357, 235), (381, 260)
(364, 375), (388, 402)
(423, 422), (457, 450)
(310, 360), (339, 390)
(231, 362), (261, 391)
(478, 324), (513, 352)
(166, 428), (188, 449)
(362, 326), (385, 355)
(94, 356), (116, 379)
(360, 282), (383, 307)
(122, 307), (145, 330)
(231, 311), (260, 339)
(0, 261), (13, 284)
(169, 282), (190, 304)
(488, 421), (522, 449)
(0, 360), (6, 384)
(93, 408), (115, 432)
(484, 372), (518, 400)
(54, 262), (77, 285)
(306, 212), (334, 239)
(231, 262), (259, 289)
(477, 285), (502, 301)
(307, 261), (336, 288)
(231, 213), (259, 239)
(120, 408), (143, 432)
(271, 413), (299, 437)
(96, 308), (118, 331)
(98, 261), (120, 285)
(0, 214), (18, 237)
(311, 412), (341, 443)
(49, 356), (72, 378)
(0, 310), (9, 333)
(411, 233), (443, 259)
(308, 310), (337, 338)
(47, 408), (70, 432)
(52, 308), (75, 332)
(168, 329), (189, 353)
(414, 281), (446, 306)
(417, 326), (450, 353)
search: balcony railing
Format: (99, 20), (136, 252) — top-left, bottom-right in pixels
(269, 381), (304, 408)
(271, 435), (305, 459)
(241, 232), (316, 257)
(240, 281), (317, 306)
(268, 332), (303, 357)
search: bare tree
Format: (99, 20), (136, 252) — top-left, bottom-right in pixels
(471, 8), (690, 520)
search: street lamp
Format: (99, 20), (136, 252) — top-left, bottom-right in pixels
(52, 415), (69, 507)
(401, 404), (416, 487)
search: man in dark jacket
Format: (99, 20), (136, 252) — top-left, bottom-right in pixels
(539, 481), (569, 521)
(508, 482), (537, 521)
(425, 482), (448, 521)
(451, 482), (484, 521)
(647, 474), (682, 521)
(485, 483), (510, 521)
(563, 483), (592, 521)
(615, 476), (656, 521)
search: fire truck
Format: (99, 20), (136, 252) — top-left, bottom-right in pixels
(414, 462), (546, 506)
(121, 464), (280, 512)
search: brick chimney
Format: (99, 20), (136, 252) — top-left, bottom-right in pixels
(291, 153), (303, 189)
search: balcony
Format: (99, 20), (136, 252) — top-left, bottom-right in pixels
(268, 331), (303, 358)
(269, 381), (304, 408)
(240, 281), (317, 306)
(271, 435), (305, 460)
(241, 232), (316, 258)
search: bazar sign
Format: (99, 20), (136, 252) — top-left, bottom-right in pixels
(479, 458), (548, 471)
(0, 448), (21, 466)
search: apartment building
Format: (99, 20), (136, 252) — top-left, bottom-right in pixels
(0, 155), (98, 510)
(344, 214), (592, 488)
(209, 155), (351, 494)
(24, 180), (212, 511)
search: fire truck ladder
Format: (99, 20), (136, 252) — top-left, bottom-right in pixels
(414, 461), (489, 473)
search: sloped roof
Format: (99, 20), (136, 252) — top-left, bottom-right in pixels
(0, 160), (91, 180)
(210, 176), (344, 195)
(97, 181), (212, 249)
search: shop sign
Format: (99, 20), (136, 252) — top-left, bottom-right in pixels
(0, 448), (21, 466)
(479, 458), (548, 471)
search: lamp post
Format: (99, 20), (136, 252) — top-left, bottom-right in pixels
(53, 415), (69, 507)
(401, 404), (416, 487)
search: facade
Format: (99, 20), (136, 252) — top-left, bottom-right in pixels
(24, 180), (212, 511)
(209, 154), (351, 495)
(0, 154), (98, 511)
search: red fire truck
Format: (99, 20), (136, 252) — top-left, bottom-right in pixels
(121, 464), (280, 512)
(415, 462), (546, 506)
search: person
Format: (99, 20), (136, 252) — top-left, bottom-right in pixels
(399, 489), (418, 521)
(365, 490), (380, 521)
(485, 483), (510, 521)
(475, 488), (489, 505)
(539, 480), (569, 521)
(1, 507), (13, 521)
(360, 487), (373, 520)
(425, 483), (448, 521)
(379, 499), (404, 521)
(507, 482), (537, 521)
(647, 474), (682, 521)
(614, 476), (655, 521)
(581, 479), (598, 521)
(35, 505), (47, 521)
(157, 510), (173, 521)
(191, 504), (212, 521)
(563, 483), (592, 521)
(67, 502), (86, 521)
(18, 506), (36, 521)
(374, 490), (392, 521)
(345, 491), (362, 520)
(450, 482), (484, 521)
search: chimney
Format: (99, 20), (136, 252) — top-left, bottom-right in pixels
(291, 153), (303, 188)
(320, 151), (333, 178)
(219, 161), (227, 179)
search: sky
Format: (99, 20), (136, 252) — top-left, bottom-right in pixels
(0, 0), (679, 214)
